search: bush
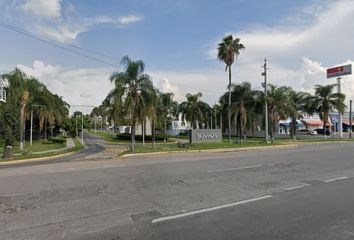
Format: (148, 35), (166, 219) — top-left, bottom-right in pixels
(115, 133), (165, 141)
(50, 137), (66, 144)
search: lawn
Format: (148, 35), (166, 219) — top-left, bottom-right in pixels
(127, 138), (285, 154)
(0, 138), (84, 161)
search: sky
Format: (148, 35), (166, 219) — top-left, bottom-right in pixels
(0, 0), (354, 114)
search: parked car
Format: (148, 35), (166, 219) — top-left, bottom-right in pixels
(298, 129), (318, 135)
(314, 128), (331, 135)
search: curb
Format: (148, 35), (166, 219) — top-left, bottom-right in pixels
(119, 144), (299, 158)
(0, 147), (81, 166)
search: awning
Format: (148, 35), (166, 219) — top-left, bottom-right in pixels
(279, 123), (303, 127)
(342, 120), (354, 126)
(302, 119), (332, 126)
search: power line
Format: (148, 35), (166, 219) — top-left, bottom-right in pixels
(1, 23), (227, 98)
(0, 23), (118, 67)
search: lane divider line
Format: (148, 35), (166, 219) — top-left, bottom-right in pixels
(283, 183), (310, 191)
(324, 176), (348, 183)
(152, 195), (272, 224)
(207, 164), (263, 173)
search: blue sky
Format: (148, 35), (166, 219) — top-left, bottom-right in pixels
(1, 0), (354, 113)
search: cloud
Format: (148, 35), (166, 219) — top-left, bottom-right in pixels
(19, 0), (61, 18)
(207, 0), (354, 106)
(118, 15), (144, 25)
(17, 60), (114, 114)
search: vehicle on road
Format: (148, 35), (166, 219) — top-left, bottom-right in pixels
(298, 129), (318, 136)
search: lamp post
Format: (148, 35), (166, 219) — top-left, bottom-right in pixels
(350, 100), (352, 139)
(81, 113), (84, 145)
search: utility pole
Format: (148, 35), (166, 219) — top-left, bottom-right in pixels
(337, 77), (343, 138)
(350, 100), (352, 139)
(262, 58), (269, 143)
(81, 114), (84, 145)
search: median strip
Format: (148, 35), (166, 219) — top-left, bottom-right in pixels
(152, 195), (272, 224)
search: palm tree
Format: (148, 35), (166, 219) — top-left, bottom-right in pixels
(286, 90), (310, 139)
(266, 84), (291, 141)
(109, 56), (154, 151)
(217, 35), (245, 143)
(220, 82), (256, 143)
(305, 84), (345, 136)
(178, 92), (210, 129)
(157, 92), (177, 143)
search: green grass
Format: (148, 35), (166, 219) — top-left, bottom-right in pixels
(0, 139), (65, 154)
(87, 130), (174, 143)
(0, 138), (84, 161)
(126, 139), (286, 154)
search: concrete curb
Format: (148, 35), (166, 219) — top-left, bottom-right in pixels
(119, 144), (299, 158)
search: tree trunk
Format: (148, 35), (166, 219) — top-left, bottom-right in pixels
(152, 119), (156, 149)
(142, 120), (145, 147)
(3, 146), (13, 160)
(44, 117), (47, 140)
(131, 120), (136, 151)
(220, 115), (223, 135)
(228, 65), (232, 144)
(164, 120), (167, 144)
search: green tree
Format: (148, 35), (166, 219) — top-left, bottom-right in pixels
(217, 34), (245, 143)
(109, 56), (154, 151)
(178, 92), (210, 129)
(286, 90), (310, 139)
(0, 104), (20, 159)
(157, 92), (178, 143)
(305, 84), (345, 135)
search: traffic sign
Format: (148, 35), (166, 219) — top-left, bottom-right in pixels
(327, 64), (352, 79)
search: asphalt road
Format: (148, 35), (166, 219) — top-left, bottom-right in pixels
(0, 133), (105, 168)
(1, 141), (354, 239)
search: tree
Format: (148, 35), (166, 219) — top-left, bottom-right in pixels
(157, 92), (177, 143)
(109, 56), (154, 151)
(217, 34), (245, 143)
(305, 84), (345, 135)
(220, 82), (258, 143)
(266, 85), (291, 141)
(0, 104), (20, 159)
(178, 92), (210, 129)
(286, 90), (310, 139)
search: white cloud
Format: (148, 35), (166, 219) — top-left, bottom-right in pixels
(207, 0), (354, 107)
(118, 15), (144, 25)
(17, 60), (114, 114)
(19, 0), (61, 18)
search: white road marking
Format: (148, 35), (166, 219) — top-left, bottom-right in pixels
(324, 176), (349, 183)
(207, 164), (263, 173)
(152, 195), (272, 224)
(283, 183), (310, 191)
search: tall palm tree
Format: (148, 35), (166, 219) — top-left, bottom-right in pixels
(217, 35), (245, 143)
(109, 56), (154, 151)
(266, 84), (291, 141)
(286, 90), (310, 139)
(178, 92), (210, 129)
(157, 92), (177, 143)
(305, 84), (345, 135)
(220, 82), (256, 143)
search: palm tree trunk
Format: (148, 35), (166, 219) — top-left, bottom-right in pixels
(131, 120), (136, 151)
(164, 120), (167, 144)
(220, 114), (223, 133)
(152, 119), (156, 149)
(142, 121), (145, 147)
(228, 65), (232, 144)
(323, 111), (327, 139)
(44, 117), (47, 140)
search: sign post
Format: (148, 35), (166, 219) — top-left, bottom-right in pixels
(327, 64), (352, 138)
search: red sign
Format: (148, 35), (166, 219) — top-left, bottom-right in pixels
(327, 64), (352, 78)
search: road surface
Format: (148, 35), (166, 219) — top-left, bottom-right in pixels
(1, 141), (354, 239)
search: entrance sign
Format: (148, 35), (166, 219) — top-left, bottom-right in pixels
(190, 129), (222, 143)
(327, 64), (352, 79)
